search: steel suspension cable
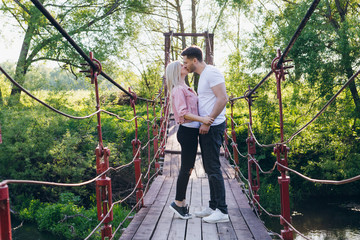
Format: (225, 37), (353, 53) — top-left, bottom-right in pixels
(284, 68), (360, 144)
(29, 0), (133, 98)
(276, 0), (321, 68)
(244, 0), (321, 99)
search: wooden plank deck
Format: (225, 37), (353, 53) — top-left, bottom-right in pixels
(120, 121), (271, 240)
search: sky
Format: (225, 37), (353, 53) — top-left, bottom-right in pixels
(0, 15), (24, 63)
(0, 1), (256, 72)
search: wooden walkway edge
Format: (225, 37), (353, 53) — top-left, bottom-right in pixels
(120, 122), (271, 240)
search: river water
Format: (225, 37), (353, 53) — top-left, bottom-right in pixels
(10, 197), (360, 240)
(11, 218), (59, 240)
(264, 197), (360, 240)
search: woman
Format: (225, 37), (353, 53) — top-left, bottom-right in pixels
(166, 61), (214, 219)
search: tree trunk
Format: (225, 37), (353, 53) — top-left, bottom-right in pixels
(0, 87), (3, 106)
(334, 1), (360, 118)
(175, 0), (189, 86)
(191, 0), (197, 45)
(325, 1), (360, 118)
(191, 0), (199, 91)
(9, 14), (36, 105)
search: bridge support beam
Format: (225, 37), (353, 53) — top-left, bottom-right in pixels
(0, 185), (12, 240)
(272, 49), (294, 240)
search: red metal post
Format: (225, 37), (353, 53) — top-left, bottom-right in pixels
(130, 91), (144, 208)
(159, 96), (169, 159)
(246, 90), (260, 209)
(272, 49), (293, 240)
(164, 33), (171, 98)
(0, 185), (11, 240)
(230, 100), (239, 165)
(146, 102), (151, 169)
(86, 52), (113, 239)
(152, 100), (160, 172)
(224, 118), (230, 159)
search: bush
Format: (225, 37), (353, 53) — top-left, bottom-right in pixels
(19, 192), (133, 239)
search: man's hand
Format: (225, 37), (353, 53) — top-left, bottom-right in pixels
(199, 124), (210, 134)
(201, 116), (214, 125)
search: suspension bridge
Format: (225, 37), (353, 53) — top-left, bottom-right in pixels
(1, 0), (360, 239)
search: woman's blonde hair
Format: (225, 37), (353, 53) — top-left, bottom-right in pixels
(166, 61), (182, 93)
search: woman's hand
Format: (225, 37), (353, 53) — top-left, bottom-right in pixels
(201, 116), (214, 125)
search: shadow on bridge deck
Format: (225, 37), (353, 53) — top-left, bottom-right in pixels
(120, 121), (271, 240)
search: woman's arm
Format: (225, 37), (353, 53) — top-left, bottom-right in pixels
(184, 113), (214, 125)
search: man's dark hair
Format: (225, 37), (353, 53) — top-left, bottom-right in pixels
(181, 46), (203, 62)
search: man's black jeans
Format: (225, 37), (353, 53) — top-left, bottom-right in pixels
(199, 121), (228, 214)
(175, 125), (199, 201)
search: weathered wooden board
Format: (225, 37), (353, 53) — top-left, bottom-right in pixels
(120, 122), (271, 240)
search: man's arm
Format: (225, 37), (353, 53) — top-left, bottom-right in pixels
(199, 82), (228, 134)
(209, 82), (228, 119)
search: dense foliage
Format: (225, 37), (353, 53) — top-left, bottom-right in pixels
(0, 84), (160, 238)
(1, 0), (360, 237)
(224, 0), (360, 210)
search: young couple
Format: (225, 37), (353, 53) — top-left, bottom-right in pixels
(167, 46), (229, 223)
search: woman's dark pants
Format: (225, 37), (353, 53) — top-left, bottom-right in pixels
(175, 125), (199, 201)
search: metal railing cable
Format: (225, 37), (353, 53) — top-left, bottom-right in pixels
(250, 155), (277, 175)
(277, 162), (360, 185)
(0, 65), (101, 119)
(83, 101), (170, 239)
(223, 142), (312, 240)
(223, 130), (248, 158)
(276, 0), (321, 68)
(110, 169), (162, 239)
(283, 68), (360, 144)
(29, 0), (163, 104)
(1, 64), (164, 124)
(247, 123), (276, 148)
(228, 66), (360, 148)
(221, 143), (286, 236)
(0, 145), (140, 188)
(84, 174), (143, 240)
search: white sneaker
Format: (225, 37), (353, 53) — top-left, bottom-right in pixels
(194, 207), (215, 218)
(203, 209), (229, 223)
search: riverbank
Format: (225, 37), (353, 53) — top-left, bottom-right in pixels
(263, 196), (360, 240)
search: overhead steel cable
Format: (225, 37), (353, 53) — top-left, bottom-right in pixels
(245, 0), (321, 98)
(246, 70), (274, 98)
(29, 0), (133, 99)
(0, 65), (100, 119)
(229, 95), (246, 101)
(276, 0), (321, 68)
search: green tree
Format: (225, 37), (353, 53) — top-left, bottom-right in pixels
(0, 0), (148, 105)
(245, 0), (360, 121)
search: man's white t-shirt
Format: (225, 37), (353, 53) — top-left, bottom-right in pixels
(198, 65), (226, 126)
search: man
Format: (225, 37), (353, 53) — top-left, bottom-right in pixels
(181, 46), (229, 223)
